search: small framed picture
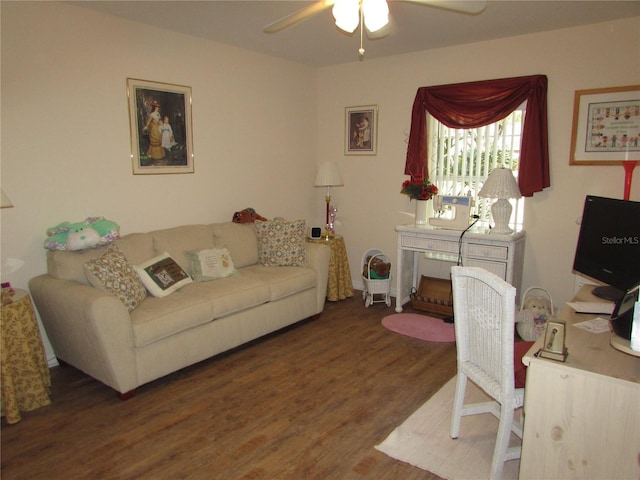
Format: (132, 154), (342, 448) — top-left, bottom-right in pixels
(569, 85), (640, 165)
(345, 105), (378, 155)
(127, 78), (195, 174)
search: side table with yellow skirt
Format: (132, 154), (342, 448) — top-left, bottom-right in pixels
(1, 289), (51, 424)
(307, 235), (354, 301)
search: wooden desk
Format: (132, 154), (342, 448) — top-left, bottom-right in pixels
(395, 224), (525, 312)
(307, 235), (353, 301)
(1, 289), (51, 424)
(520, 285), (640, 479)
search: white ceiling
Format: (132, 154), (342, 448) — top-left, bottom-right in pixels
(76, 1), (640, 67)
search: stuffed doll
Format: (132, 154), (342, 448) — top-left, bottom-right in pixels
(516, 294), (552, 341)
(44, 217), (120, 251)
(232, 208), (267, 224)
(363, 255), (391, 279)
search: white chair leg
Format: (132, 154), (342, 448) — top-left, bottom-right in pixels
(450, 373), (467, 439)
(489, 405), (515, 480)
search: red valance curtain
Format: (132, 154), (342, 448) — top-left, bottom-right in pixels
(405, 75), (550, 197)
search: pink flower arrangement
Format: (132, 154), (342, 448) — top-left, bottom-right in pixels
(400, 178), (439, 200)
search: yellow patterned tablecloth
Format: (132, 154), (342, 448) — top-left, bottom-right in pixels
(1, 289), (51, 424)
(308, 235), (354, 301)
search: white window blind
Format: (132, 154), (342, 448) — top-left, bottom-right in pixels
(427, 107), (525, 230)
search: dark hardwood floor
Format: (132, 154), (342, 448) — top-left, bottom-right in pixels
(1, 293), (457, 479)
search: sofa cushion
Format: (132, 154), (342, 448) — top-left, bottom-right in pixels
(187, 272), (270, 318)
(83, 244), (147, 311)
(151, 224), (215, 271)
(255, 219), (307, 267)
(185, 247), (236, 282)
(113, 232), (155, 266)
(130, 289), (215, 347)
(135, 252), (193, 298)
(211, 222), (258, 268)
(47, 248), (104, 285)
(241, 264), (316, 301)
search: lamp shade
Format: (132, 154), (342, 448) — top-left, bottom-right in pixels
(315, 161), (344, 187)
(1, 189), (13, 208)
(478, 168), (521, 199)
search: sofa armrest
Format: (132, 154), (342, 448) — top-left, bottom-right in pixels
(29, 275), (137, 394)
(305, 242), (330, 313)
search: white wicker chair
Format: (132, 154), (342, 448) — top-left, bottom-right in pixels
(449, 266), (524, 480)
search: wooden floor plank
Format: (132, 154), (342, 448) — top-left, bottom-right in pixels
(1, 294), (456, 479)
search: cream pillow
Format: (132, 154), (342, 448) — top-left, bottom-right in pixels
(135, 252), (192, 298)
(185, 247), (236, 281)
(84, 244), (147, 311)
(254, 219), (307, 267)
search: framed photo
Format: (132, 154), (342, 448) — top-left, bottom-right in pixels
(127, 78), (194, 174)
(345, 105), (378, 155)
(569, 85), (640, 165)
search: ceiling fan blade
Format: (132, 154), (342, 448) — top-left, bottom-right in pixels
(263, 0), (336, 33)
(397, 0), (487, 14)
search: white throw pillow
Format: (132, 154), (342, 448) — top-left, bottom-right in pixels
(135, 252), (192, 298)
(185, 247), (236, 281)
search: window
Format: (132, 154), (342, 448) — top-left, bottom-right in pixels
(427, 107), (525, 230)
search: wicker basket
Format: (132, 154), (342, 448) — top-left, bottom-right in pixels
(516, 286), (554, 341)
(410, 275), (453, 316)
(361, 249), (391, 308)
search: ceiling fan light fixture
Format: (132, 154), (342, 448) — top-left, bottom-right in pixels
(332, 0), (360, 33)
(362, 0), (389, 32)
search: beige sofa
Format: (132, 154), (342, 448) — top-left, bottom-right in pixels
(29, 222), (330, 399)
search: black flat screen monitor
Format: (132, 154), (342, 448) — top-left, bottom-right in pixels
(572, 195), (640, 302)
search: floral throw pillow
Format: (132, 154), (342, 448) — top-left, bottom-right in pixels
(84, 244), (147, 311)
(254, 219), (307, 267)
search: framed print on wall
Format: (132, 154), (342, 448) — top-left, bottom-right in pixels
(345, 105), (378, 155)
(127, 78), (194, 174)
(569, 85), (640, 165)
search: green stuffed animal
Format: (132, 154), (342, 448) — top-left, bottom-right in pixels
(44, 217), (120, 251)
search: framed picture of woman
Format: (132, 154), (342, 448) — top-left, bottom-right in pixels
(345, 105), (378, 155)
(127, 78), (194, 174)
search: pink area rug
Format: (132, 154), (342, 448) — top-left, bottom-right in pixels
(382, 313), (455, 343)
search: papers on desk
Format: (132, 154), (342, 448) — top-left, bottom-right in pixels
(566, 301), (615, 315)
(573, 317), (611, 333)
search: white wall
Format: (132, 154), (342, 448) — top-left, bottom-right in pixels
(1, 2), (639, 362)
(317, 16), (640, 308)
(1, 2), (319, 360)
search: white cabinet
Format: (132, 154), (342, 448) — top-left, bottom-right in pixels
(394, 224), (525, 312)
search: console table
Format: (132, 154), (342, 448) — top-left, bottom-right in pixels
(520, 286), (640, 479)
(394, 224), (525, 312)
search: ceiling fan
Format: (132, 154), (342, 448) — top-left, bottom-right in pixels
(263, 0), (487, 57)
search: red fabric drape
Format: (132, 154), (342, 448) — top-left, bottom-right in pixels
(405, 75), (550, 197)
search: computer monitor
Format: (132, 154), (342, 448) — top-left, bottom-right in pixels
(572, 195), (640, 302)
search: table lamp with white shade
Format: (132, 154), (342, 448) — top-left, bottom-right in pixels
(314, 161), (343, 239)
(478, 167), (521, 234)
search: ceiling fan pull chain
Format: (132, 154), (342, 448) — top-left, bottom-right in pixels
(358, 2), (365, 57)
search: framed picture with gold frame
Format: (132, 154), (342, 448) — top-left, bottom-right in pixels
(345, 105), (378, 155)
(127, 78), (194, 174)
(569, 85), (640, 165)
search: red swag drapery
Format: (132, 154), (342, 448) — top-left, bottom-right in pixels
(405, 75), (550, 197)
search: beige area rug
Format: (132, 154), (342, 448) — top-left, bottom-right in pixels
(375, 376), (521, 480)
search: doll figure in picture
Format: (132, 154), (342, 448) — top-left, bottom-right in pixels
(144, 100), (165, 161)
(160, 115), (177, 152)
